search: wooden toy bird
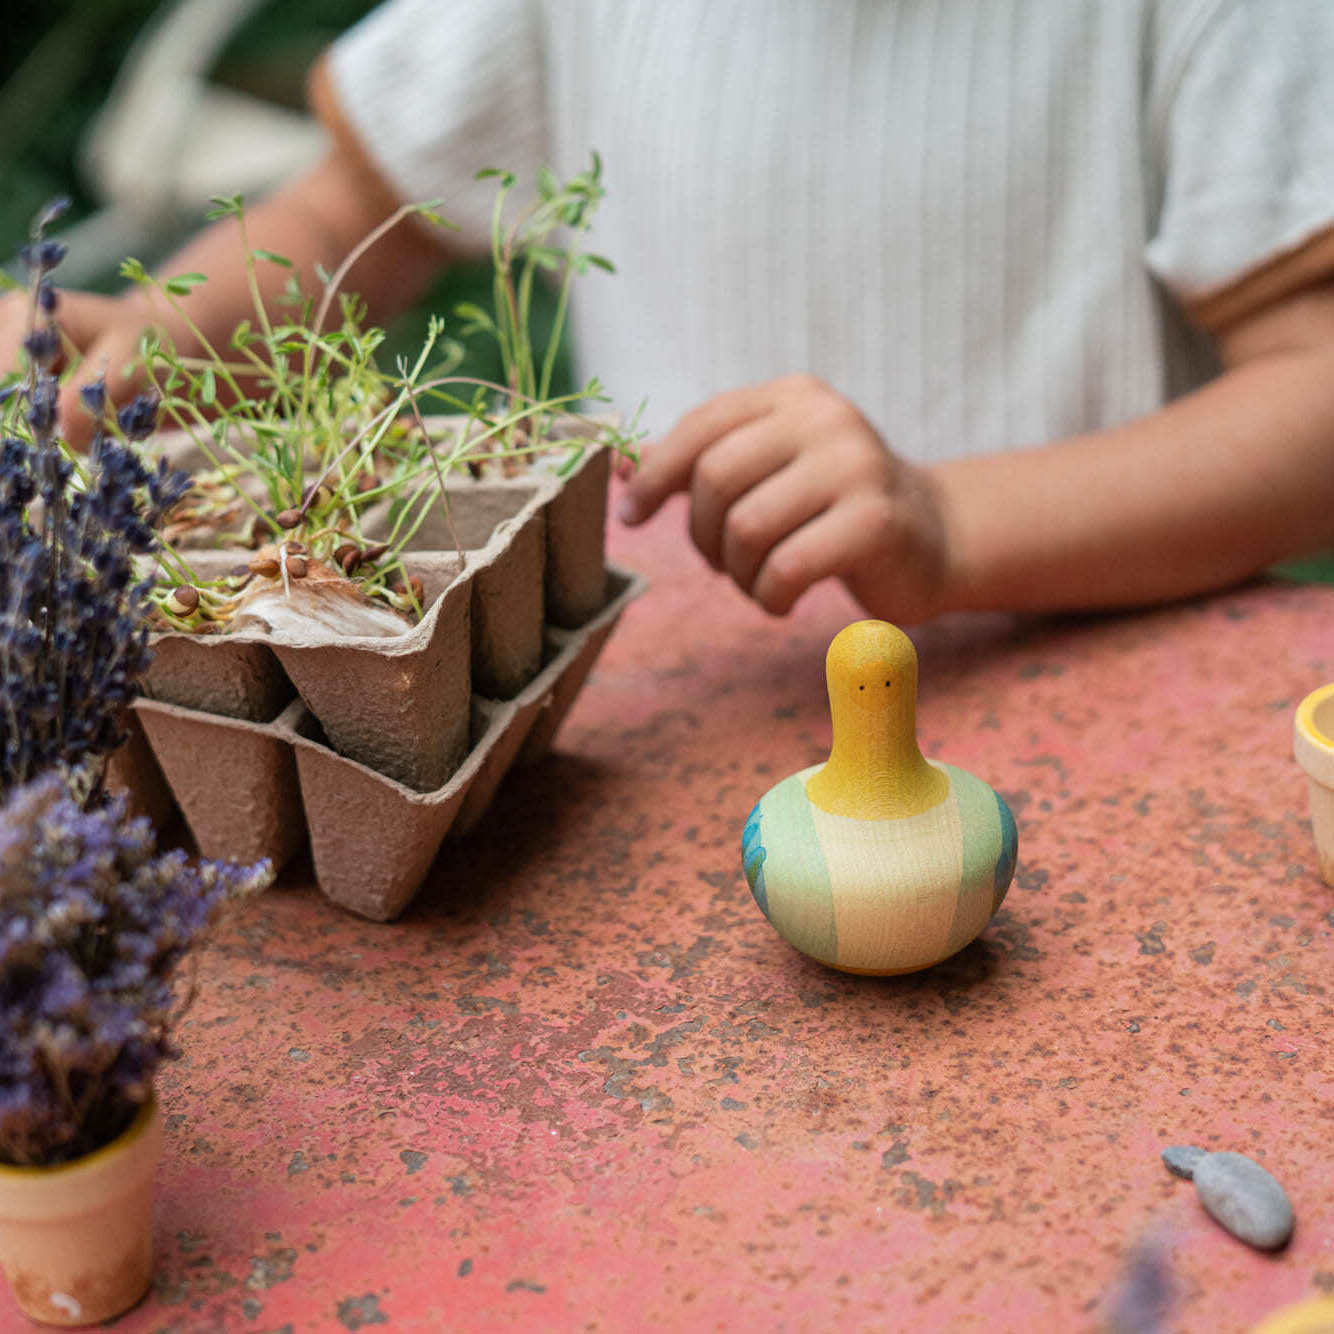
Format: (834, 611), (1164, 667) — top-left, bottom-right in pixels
(742, 620), (1017, 974)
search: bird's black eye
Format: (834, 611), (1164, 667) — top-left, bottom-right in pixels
(885, 680), (891, 687)
(859, 684), (865, 691)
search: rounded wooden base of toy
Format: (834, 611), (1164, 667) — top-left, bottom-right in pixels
(744, 761), (1016, 976)
(823, 953), (957, 977)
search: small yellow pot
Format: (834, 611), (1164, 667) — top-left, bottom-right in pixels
(1252, 1294), (1334, 1334)
(1294, 683), (1334, 887)
(0, 1096), (161, 1327)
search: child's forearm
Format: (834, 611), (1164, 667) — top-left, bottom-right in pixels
(16, 145), (450, 447)
(929, 341), (1334, 613)
(129, 147), (444, 358)
(617, 282), (1334, 624)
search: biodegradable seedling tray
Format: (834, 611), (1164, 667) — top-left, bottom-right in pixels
(128, 568), (644, 920)
(114, 431), (643, 918)
(141, 427), (613, 774)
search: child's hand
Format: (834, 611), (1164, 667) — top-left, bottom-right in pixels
(0, 288), (153, 450)
(618, 374), (953, 621)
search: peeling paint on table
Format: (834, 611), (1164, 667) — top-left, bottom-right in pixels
(7, 488), (1331, 1333)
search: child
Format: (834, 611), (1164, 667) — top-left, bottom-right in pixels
(5, 0), (1334, 624)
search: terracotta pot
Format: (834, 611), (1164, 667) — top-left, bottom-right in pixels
(1294, 682), (1334, 886)
(0, 1097), (161, 1327)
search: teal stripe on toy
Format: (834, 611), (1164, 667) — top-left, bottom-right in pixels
(993, 792), (1018, 913)
(744, 768), (837, 961)
(742, 801), (768, 912)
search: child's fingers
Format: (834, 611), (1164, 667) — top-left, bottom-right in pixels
(1, 290), (149, 451)
(56, 380), (109, 452)
(57, 324), (151, 451)
(751, 493), (905, 617)
(0, 292), (31, 375)
(618, 384), (772, 524)
(714, 450), (835, 592)
(685, 416), (805, 567)
(48, 290), (122, 348)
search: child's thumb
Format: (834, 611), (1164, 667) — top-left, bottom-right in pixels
(57, 324), (152, 452)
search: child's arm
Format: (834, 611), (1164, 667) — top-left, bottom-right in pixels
(620, 280), (1334, 621)
(0, 142), (446, 447)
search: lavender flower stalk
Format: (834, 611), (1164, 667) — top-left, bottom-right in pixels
(0, 773), (272, 1166)
(0, 204), (191, 798)
(0, 204), (271, 1171)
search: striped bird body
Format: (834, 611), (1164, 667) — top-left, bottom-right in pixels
(743, 762), (1016, 975)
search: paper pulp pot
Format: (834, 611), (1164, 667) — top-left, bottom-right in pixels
(1294, 683), (1334, 886)
(0, 1097), (161, 1327)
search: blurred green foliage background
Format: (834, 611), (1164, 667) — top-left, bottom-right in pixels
(0, 0), (565, 390)
(1, 0), (370, 269)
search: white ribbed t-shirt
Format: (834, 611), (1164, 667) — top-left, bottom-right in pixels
(324, 0), (1334, 460)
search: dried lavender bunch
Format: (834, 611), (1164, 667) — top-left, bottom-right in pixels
(0, 773), (272, 1166)
(0, 202), (191, 798)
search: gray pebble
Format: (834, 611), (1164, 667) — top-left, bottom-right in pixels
(1192, 1151), (1294, 1250)
(1161, 1145), (1206, 1180)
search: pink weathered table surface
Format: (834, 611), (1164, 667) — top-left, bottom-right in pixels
(8, 488), (1331, 1334)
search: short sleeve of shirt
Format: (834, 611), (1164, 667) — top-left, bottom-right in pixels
(1144, 0), (1334, 331)
(317, 0), (548, 254)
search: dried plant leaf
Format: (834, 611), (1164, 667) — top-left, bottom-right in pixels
(230, 548), (409, 640)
